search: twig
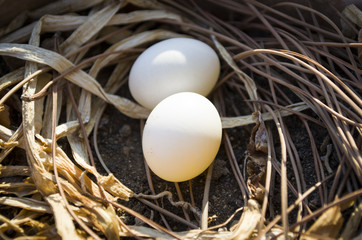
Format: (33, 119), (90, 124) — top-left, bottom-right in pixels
(289, 189), (362, 232)
(223, 131), (249, 205)
(174, 182), (192, 226)
(93, 104), (112, 174)
(201, 162), (213, 230)
(52, 79), (101, 240)
(135, 197), (198, 229)
(258, 127), (272, 232)
(264, 104), (288, 239)
(140, 119), (171, 230)
(321, 144), (333, 174)
(27, 48), (143, 101)
(258, 174), (334, 239)
(107, 198), (183, 239)
(188, 180), (196, 207)
(134, 191), (200, 217)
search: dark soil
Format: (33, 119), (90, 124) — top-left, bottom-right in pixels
(94, 81), (334, 231)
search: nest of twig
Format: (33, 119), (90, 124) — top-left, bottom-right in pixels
(0, 0), (361, 239)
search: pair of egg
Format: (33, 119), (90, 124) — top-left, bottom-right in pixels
(129, 38), (222, 182)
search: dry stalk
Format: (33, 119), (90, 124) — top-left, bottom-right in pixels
(0, 0), (360, 239)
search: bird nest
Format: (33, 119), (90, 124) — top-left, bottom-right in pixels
(0, 0), (361, 239)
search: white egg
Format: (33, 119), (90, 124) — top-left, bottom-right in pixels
(142, 92), (222, 182)
(129, 38), (220, 109)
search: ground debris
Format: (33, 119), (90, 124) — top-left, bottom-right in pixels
(246, 111), (267, 203)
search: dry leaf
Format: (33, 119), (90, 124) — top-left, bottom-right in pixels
(62, 2), (122, 168)
(1, 9), (183, 43)
(0, 125), (23, 163)
(265, 228), (296, 239)
(60, 2), (121, 55)
(108, 10), (182, 25)
(86, 62), (131, 135)
(89, 29), (187, 78)
(0, 124), (14, 142)
(0, 103), (10, 128)
(343, 4), (362, 28)
(0, 67), (25, 92)
(246, 112), (267, 203)
(0, 0), (359, 239)
(28, 0), (104, 19)
(0, 165), (30, 177)
(46, 2), (123, 169)
(90, 205), (120, 240)
(0, 42), (150, 118)
(98, 173), (133, 201)
(248, 112), (268, 154)
(126, 226), (233, 239)
(0, 210), (42, 234)
(0, 182), (37, 197)
(301, 205), (343, 240)
(45, 194), (81, 240)
(221, 102), (309, 128)
(0, 22), (37, 43)
(33, 73), (52, 135)
(0, 11), (27, 38)
(0, 196), (51, 213)
(55, 120), (79, 139)
(127, 0), (166, 10)
(100, 26), (133, 44)
(32, 131), (132, 202)
(246, 154), (266, 203)
(0, 138), (18, 150)
(341, 202), (362, 239)
(53, 146), (108, 199)
(230, 199), (261, 240)
(40, 78), (62, 140)
(212, 36), (259, 105)
(29, 165), (58, 197)
(50, 174), (122, 238)
(19, 16), (59, 200)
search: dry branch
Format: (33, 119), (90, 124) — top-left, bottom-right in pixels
(0, 0), (361, 239)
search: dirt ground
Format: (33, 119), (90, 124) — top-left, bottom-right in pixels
(0, 1), (359, 238)
(0, 14), (338, 236)
(94, 80), (332, 231)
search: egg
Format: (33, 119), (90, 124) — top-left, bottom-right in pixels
(129, 38), (220, 109)
(142, 92), (222, 182)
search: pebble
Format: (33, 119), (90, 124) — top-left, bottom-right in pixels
(119, 124), (131, 137)
(122, 146), (131, 158)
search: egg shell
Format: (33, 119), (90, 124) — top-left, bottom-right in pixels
(142, 92), (222, 182)
(129, 38), (220, 109)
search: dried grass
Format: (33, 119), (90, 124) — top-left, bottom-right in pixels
(0, 0), (361, 239)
